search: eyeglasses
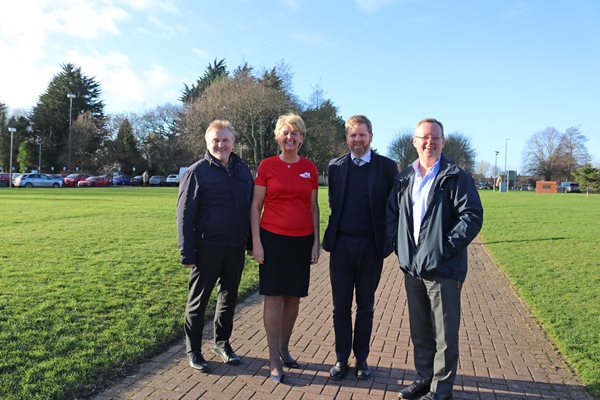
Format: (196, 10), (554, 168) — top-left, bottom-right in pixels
(414, 135), (443, 142)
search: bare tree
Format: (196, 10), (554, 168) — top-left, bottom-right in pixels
(181, 69), (296, 169)
(475, 160), (491, 180)
(443, 132), (476, 173)
(557, 126), (590, 181)
(522, 127), (563, 181)
(388, 128), (417, 169)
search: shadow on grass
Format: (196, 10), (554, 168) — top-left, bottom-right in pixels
(73, 280), (260, 400)
(484, 237), (566, 244)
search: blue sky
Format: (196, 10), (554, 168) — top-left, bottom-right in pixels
(1, 0), (599, 172)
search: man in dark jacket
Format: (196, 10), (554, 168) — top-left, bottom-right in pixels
(387, 118), (483, 400)
(323, 115), (398, 380)
(177, 120), (253, 373)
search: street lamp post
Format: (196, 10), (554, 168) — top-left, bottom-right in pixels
(494, 150), (499, 192)
(38, 141), (42, 172)
(504, 138), (510, 192)
(67, 93), (76, 171)
(8, 127), (16, 188)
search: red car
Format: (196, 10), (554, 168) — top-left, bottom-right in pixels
(0, 173), (10, 187)
(64, 173), (90, 187)
(77, 175), (110, 187)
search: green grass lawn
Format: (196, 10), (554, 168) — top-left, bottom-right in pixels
(478, 190), (600, 397)
(0, 187), (259, 400)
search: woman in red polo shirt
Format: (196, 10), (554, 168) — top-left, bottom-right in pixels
(250, 113), (320, 383)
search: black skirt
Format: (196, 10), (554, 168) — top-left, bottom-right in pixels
(259, 228), (312, 297)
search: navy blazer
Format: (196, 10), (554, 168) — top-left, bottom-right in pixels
(323, 151), (398, 259)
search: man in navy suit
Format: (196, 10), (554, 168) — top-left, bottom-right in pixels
(323, 115), (398, 380)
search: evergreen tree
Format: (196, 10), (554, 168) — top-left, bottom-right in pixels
(180, 59), (228, 103)
(573, 163), (600, 197)
(29, 63), (105, 172)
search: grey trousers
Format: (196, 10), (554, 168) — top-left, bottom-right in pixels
(404, 273), (462, 397)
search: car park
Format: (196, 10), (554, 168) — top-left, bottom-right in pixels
(149, 175), (166, 186)
(166, 174), (180, 186)
(64, 173), (90, 187)
(557, 182), (580, 193)
(77, 175), (110, 187)
(131, 175), (143, 185)
(112, 175), (131, 186)
(13, 173), (63, 188)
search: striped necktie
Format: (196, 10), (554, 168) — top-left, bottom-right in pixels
(354, 158), (363, 166)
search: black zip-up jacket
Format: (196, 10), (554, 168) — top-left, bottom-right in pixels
(177, 152), (253, 265)
(386, 154), (483, 281)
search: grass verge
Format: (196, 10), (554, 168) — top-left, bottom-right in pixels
(0, 187), (258, 400)
(478, 191), (600, 398)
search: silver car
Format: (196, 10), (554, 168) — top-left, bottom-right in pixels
(166, 174), (180, 186)
(14, 173), (64, 188)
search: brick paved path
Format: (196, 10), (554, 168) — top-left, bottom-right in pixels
(93, 239), (593, 400)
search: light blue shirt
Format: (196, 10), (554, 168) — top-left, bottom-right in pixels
(351, 149), (372, 165)
(411, 157), (441, 245)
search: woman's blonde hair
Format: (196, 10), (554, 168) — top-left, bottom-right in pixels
(274, 113), (306, 141)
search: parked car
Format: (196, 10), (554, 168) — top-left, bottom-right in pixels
(78, 175), (110, 187)
(0, 173), (10, 187)
(112, 175), (131, 186)
(557, 182), (581, 193)
(64, 173), (90, 187)
(13, 173), (63, 188)
(131, 175), (143, 186)
(11, 173), (21, 184)
(166, 174), (180, 186)
(149, 175), (166, 186)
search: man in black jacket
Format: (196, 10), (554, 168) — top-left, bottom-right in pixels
(387, 118), (483, 400)
(177, 120), (253, 373)
(323, 115), (398, 380)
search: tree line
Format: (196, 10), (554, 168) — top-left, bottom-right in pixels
(0, 61), (346, 177)
(1, 61), (596, 184)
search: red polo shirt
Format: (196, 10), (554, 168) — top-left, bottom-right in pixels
(255, 156), (319, 237)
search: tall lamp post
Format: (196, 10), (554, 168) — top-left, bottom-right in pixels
(8, 127), (16, 188)
(494, 150), (499, 192)
(67, 93), (76, 171)
(504, 138), (510, 192)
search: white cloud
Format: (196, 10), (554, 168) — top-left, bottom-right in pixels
(64, 49), (180, 112)
(192, 48), (209, 58)
(0, 0), (182, 112)
(354, 0), (396, 13)
(122, 0), (179, 14)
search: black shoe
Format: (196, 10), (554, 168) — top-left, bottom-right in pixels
(398, 380), (431, 399)
(279, 351), (300, 369)
(188, 352), (211, 373)
(329, 361), (349, 381)
(418, 392), (452, 400)
(212, 343), (241, 365)
(355, 360), (371, 380)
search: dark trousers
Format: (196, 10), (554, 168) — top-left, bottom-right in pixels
(185, 243), (245, 353)
(329, 234), (383, 363)
(404, 273), (462, 397)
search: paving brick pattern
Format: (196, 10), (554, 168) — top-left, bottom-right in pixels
(92, 239), (593, 400)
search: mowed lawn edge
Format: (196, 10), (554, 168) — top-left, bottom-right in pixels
(478, 191), (600, 398)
